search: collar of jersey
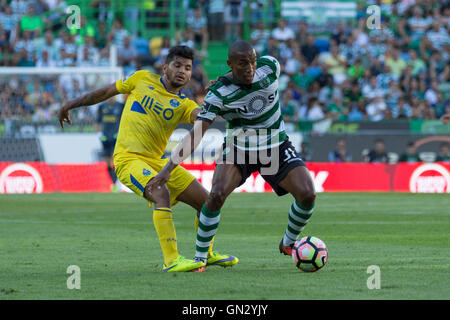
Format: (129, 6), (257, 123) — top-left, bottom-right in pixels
(223, 73), (253, 90)
(159, 77), (187, 99)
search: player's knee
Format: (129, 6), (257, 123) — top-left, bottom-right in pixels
(144, 184), (170, 207)
(301, 188), (316, 207)
(207, 189), (227, 210)
(303, 189), (316, 207)
(296, 186), (316, 208)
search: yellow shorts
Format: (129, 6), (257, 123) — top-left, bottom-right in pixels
(114, 153), (196, 207)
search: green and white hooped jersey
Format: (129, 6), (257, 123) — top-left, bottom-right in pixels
(198, 55), (285, 151)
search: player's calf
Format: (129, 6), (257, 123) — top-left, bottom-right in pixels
(194, 204), (221, 263)
(278, 166), (316, 251)
(144, 183), (180, 267)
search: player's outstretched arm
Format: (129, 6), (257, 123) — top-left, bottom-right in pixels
(58, 83), (119, 128)
(147, 119), (211, 191)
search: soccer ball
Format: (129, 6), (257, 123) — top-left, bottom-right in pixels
(292, 236), (328, 272)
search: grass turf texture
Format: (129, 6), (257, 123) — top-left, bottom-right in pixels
(0, 192), (448, 300)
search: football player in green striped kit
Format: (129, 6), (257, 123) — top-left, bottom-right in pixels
(147, 40), (316, 271)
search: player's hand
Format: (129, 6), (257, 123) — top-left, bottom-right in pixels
(146, 169), (171, 193)
(58, 103), (72, 128)
(205, 80), (218, 90)
(441, 114), (450, 124)
(207, 80), (217, 87)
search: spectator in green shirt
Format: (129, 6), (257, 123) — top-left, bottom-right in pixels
(327, 96), (348, 122)
(292, 64), (315, 91)
(436, 143), (450, 162)
(408, 49), (426, 76)
(348, 58), (364, 80)
(281, 90), (299, 122)
(20, 5), (43, 38)
(344, 80), (363, 104)
(407, 77), (425, 101)
(95, 21), (109, 49)
(69, 16), (96, 46)
(399, 142), (420, 162)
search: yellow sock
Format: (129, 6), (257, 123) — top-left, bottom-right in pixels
(153, 207), (178, 266)
(195, 213), (214, 257)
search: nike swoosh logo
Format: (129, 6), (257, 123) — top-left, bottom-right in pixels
(163, 264), (177, 272)
(208, 256), (235, 265)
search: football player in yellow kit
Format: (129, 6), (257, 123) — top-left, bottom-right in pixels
(58, 46), (238, 272)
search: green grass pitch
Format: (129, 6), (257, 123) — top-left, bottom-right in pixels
(0, 192), (449, 300)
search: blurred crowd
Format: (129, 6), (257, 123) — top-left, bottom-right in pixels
(0, 0), (211, 123)
(262, 1), (450, 123)
(324, 138), (450, 162)
(0, 0), (449, 125)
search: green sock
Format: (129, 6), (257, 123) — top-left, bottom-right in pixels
(194, 205), (220, 263)
(283, 200), (314, 246)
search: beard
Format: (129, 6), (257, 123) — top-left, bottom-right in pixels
(166, 72), (188, 89)
(169, 78), (185, 89)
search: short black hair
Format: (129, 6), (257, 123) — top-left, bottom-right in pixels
(166, 45), (194, 64)
(228, 40), (254, 59)
(308, 97), (318, 106)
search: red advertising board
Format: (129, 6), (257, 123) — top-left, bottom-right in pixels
(183, 162), (450, 193)
(305, 162), (450, 193)
(181, 162), (450, 194)
(0, 162), (112, 194)
(0, 162), (449, 194)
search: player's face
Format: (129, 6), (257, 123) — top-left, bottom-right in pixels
(164, 56), (193, 88)
(375, 142), (385, 153)
(228, 50), (257, 85)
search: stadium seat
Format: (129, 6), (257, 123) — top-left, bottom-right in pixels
(387, 152), (399, 164)
(419, 152), (437, 163)
(204, 42), (229, 80)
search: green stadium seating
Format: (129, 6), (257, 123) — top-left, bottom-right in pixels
(203, 42), (229, 80)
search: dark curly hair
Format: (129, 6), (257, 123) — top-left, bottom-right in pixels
(166, 45), (194, 64)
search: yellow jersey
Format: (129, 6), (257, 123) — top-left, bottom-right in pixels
(114, 70), (198, 159)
